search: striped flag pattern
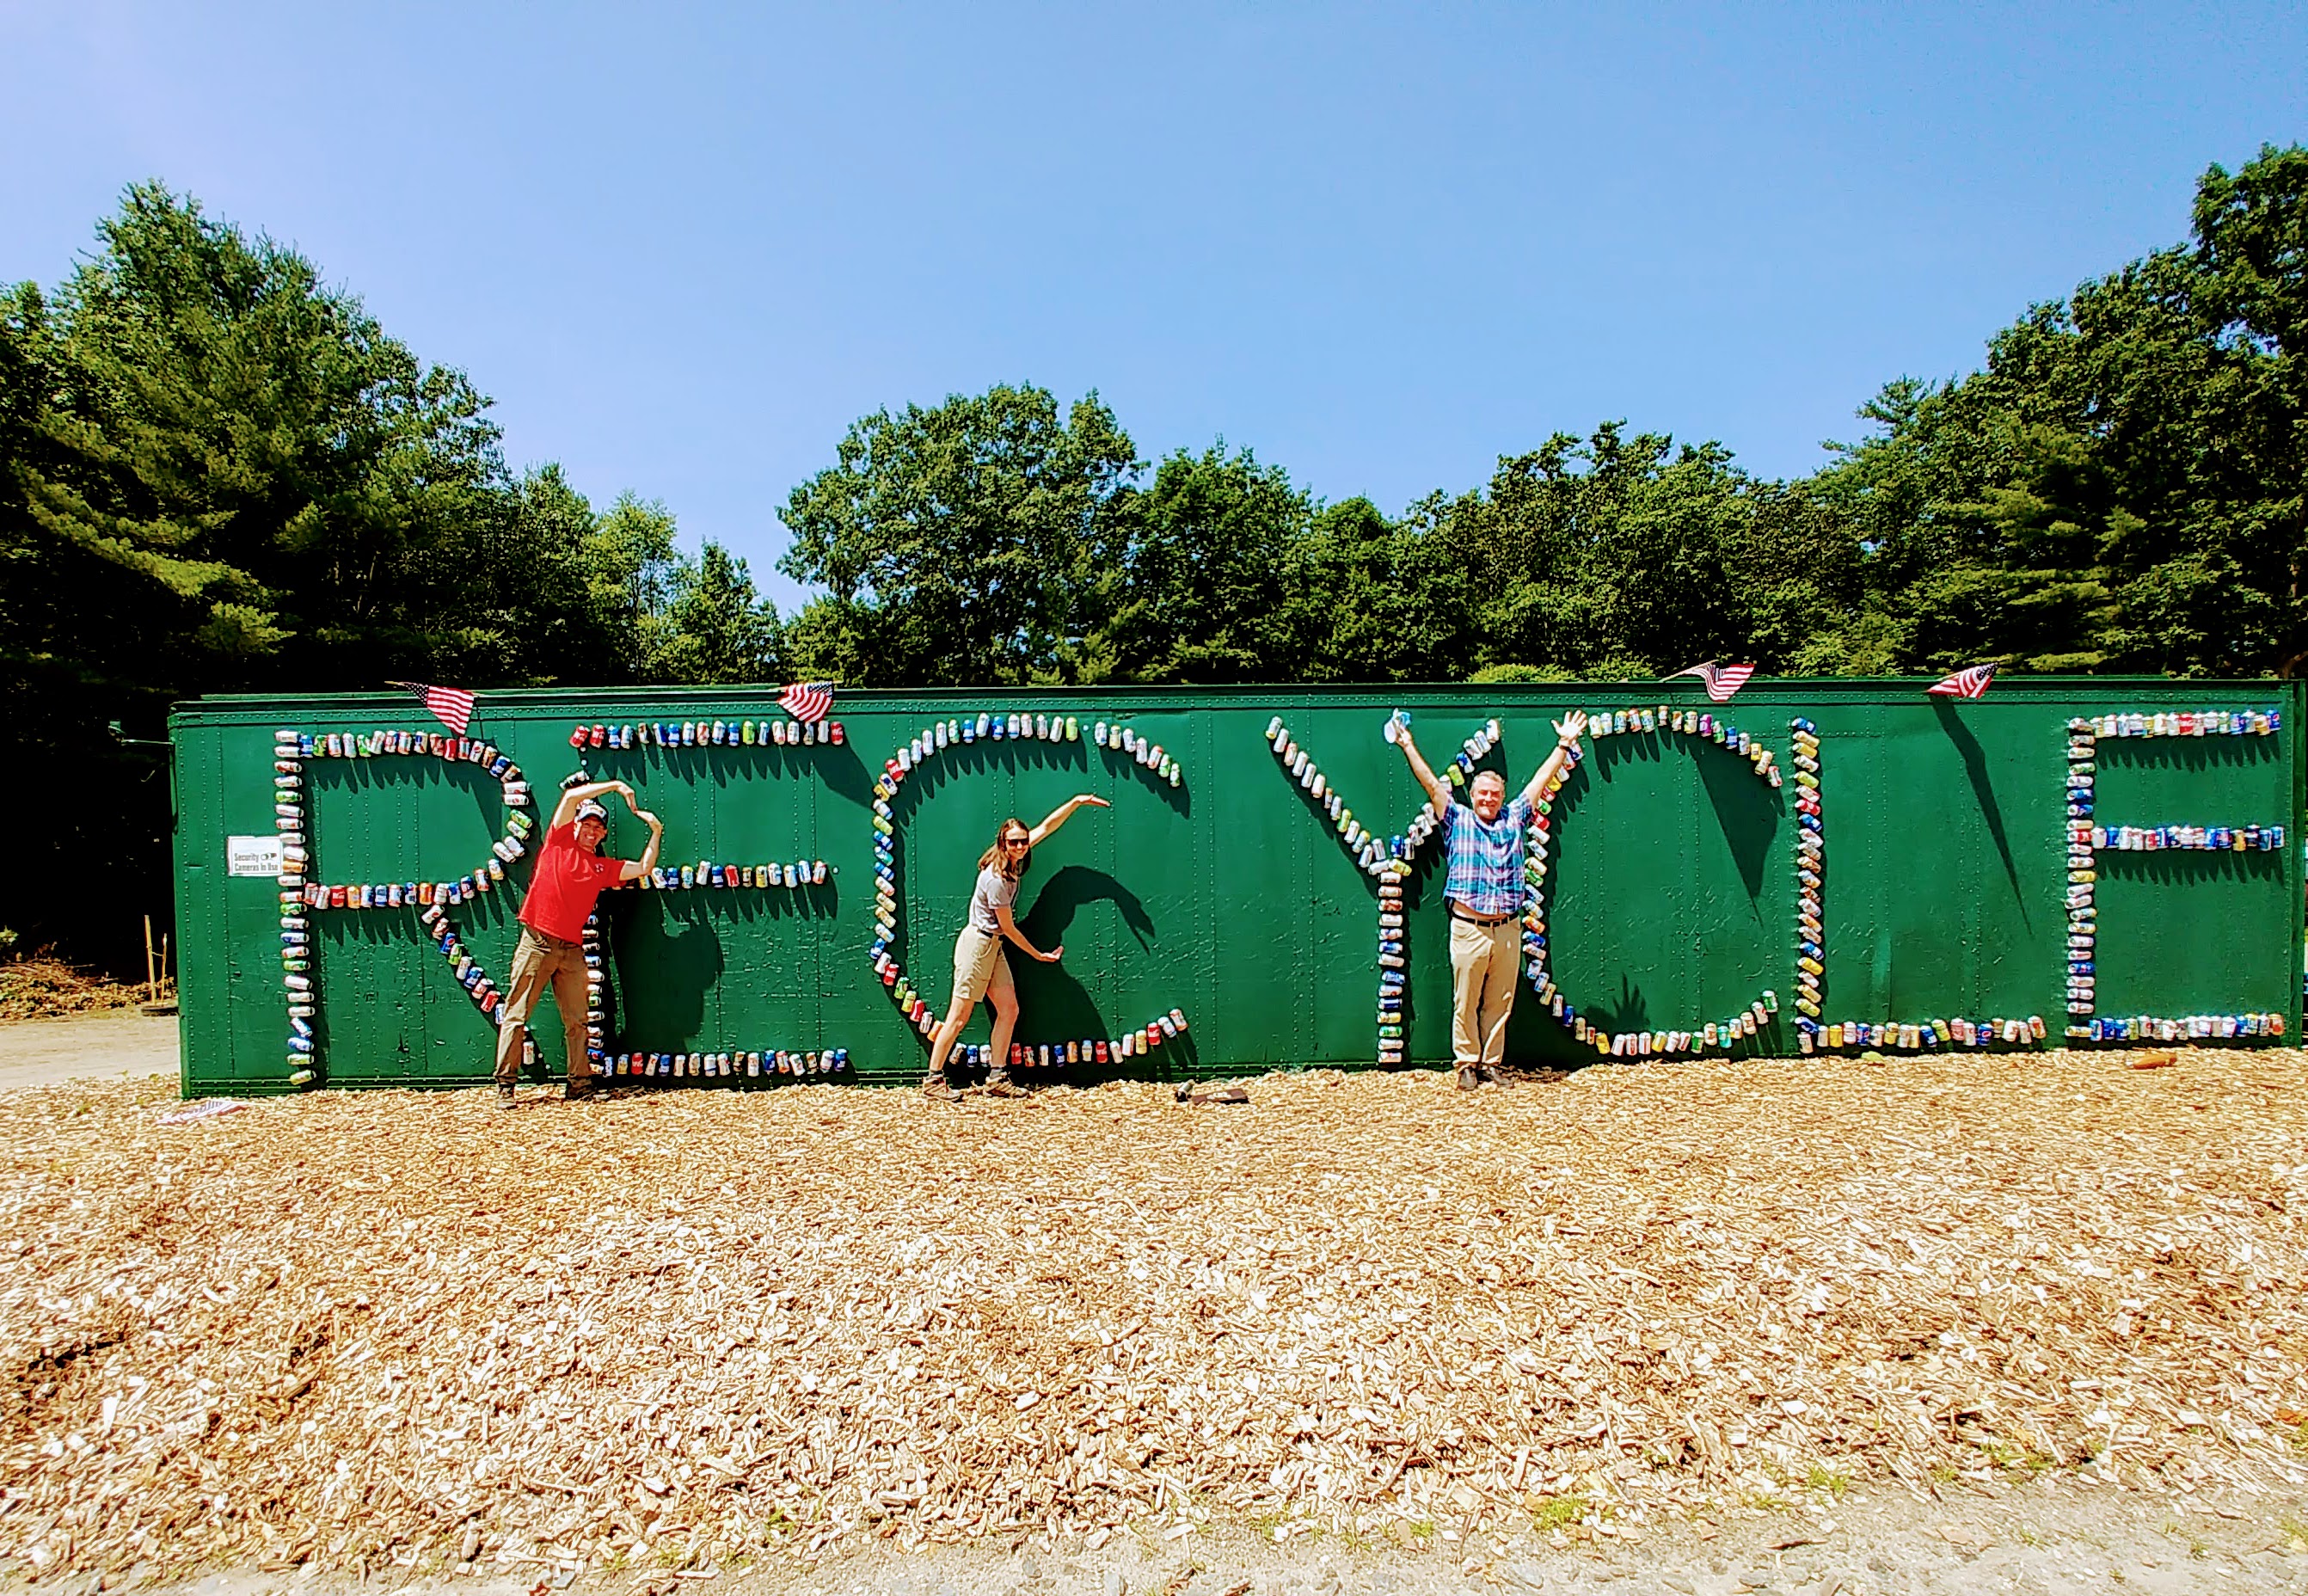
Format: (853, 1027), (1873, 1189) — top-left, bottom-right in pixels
(390, 681), (476, 734)
(1667, 660), (1756, 703)
(777, 681), (835, 723)
(1926, 663), (1998, 699)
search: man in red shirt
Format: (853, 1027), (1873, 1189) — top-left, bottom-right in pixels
(494, 777), (663, 1108)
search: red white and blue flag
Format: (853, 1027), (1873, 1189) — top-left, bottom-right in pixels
(777, 681), (835, 723)
(390, 681), (476, 734)
(1667, 660), (1755, 703)
(1926, 663), (1998, 699)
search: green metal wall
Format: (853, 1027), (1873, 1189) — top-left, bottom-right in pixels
(171, 680), (2307, 1096)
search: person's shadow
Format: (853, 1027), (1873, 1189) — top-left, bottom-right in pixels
(1010, 864), (1157, 1058)
(601, 908), (722, 1054)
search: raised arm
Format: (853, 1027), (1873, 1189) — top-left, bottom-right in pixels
(550, 777), (634, 831)
(1394, 726), (1454, 814)
(1027, 793), (1111, 847)
(1519, 711), (1590, 807)
(618, 810), (665, 882)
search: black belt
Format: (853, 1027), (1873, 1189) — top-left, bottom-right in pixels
(1449, 906), (1514, 926)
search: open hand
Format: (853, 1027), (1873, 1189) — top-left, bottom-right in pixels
(1040, 944), (1064, 963)
(1554, 709), (1589, 742)
(1076, 795), (1111, 809)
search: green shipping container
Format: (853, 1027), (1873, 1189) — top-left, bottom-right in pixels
(171, 680), (2306, 1096)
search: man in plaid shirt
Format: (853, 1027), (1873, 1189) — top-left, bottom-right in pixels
(1393, 710), (1588, 1088)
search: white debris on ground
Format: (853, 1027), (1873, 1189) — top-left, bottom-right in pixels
(0, 1052), (2302, 1584)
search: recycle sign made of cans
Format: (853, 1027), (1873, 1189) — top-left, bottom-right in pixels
(867, 711), (1191, 1075)
(269, 702), (2293, 1086)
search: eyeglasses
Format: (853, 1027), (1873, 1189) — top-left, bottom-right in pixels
(1003, 837), (1030, 849)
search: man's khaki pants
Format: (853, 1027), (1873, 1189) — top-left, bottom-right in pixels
(1448, 915), (1519, 1068)
(494, 926), (595, 1085)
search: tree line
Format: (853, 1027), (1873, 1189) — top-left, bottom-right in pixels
(3, 148), (2302, 967)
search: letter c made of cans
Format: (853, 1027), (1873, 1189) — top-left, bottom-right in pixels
(863, 712), (1192, 1061)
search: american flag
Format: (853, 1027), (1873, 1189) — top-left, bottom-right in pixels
(777, 680), (835, 723)
(390, 681), (476, 734)
(1667, 660), (1756, 703)
(1926, 663), (1998, 699)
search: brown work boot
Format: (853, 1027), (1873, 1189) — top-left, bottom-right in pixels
(922, 1073), (960, 1102)
(565, 1077), (599, 1102)
(982, 1067), (1026, 1098)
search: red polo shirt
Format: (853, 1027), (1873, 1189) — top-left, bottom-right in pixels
(518, 822), (622, 942)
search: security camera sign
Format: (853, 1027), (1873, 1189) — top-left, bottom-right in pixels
(225, 835), (284, 877)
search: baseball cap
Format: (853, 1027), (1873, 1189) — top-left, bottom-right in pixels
(574, 799), (611, 824)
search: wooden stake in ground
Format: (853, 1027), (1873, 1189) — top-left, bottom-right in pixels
(143, 913), (155, 1002)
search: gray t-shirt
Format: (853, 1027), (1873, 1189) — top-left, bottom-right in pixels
(967, 865), (1019, 934)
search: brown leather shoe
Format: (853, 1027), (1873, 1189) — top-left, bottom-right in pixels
(564, 1077), (598, 1102)
(1455, 1065), (1480, 1091)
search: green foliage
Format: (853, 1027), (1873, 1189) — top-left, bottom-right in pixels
(0, 184), (784, 969)
(1530, 1494), (1586, 1532)
(777, 384), (1139, 685)
(1808, 143), (2307, 676)
(1466, 663), (1574, 684)
(1089, 444), (1313, 684)
(648, 543), (783, 684)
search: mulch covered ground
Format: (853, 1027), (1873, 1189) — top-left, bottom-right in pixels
(0, 1051), (2302, 1581)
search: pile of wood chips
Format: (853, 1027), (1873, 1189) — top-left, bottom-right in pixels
(0, 960), (155, 1024)
(2, 1051), (2304, 1581)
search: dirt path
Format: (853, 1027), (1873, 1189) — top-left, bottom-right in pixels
(0, 1005), (178, 1091)
(73, 1484), (2308, 1595)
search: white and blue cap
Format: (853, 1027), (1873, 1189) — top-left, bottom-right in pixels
(574, 798), (611, 824)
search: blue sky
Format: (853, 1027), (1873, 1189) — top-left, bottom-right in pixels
(6, 3), (2302, 613)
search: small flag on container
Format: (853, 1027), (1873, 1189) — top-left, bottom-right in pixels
(777, 681), (835, 723)
(1667, 660), (1755, 703)
(390, 681), (476, 734)
(1926, 663), (1998, 699)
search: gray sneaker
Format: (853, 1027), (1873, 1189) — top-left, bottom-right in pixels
(921, 1074), (960, 1103)
(494, 1084), (516, 1111)
(982, 1068), (1026, 1098)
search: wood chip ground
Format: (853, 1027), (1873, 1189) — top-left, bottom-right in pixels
(2, 1051), (2304, 1581)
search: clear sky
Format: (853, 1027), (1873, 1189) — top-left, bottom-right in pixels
(6, 2), (2302, 612)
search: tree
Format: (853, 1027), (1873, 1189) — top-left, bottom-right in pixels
(648, 543), (782, 684)
(13, 184), (512, 698)
(777, 384), (1140, 685)
(1090, 444), (1313, 683)
(1803, 144), (2308, 677)
(0, 185), (711, 969)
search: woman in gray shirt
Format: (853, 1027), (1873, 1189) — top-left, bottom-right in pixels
(921, 794), (1109, 1100)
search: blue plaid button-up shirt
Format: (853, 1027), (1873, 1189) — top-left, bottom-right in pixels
(1442, 793), (1532, 917)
